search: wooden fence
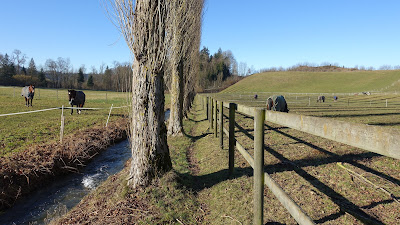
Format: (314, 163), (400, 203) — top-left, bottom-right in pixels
(201, 95), (400, 225)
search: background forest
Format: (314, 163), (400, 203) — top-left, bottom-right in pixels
(0, 47), (245, 93)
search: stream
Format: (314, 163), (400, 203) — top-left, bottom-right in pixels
(0, 110), (170, 225)
(0, 140), (131, 225)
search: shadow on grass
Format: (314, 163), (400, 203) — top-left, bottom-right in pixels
(367, 122), (400, 126)
(229, 117), (387, 224)
(188, 117), (208, 123)
(182, 129), (210, 141)
(319, 112), (400, 118)
(176, 167), (253, 193)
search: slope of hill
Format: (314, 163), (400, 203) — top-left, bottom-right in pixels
(222, 70), (400, 93)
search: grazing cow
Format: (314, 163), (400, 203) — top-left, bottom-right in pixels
(68, 90), (86, 115)
(317, 95), (325, 103)
(266, 95), (289, 113)
(21, 85), (35, 107)
(254, 94), (258, 99)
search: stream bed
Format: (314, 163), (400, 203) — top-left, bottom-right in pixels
(0, 110), (170, 225)
(0, 140), (131, 225)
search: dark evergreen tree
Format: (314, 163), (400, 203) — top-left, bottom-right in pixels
(103, 66), (112, 90)
(0, 54), (16, 84)
(38, 68), (47, 87)
(77, 67), (85, 84)
(28, 58), (37, 76)
(87, 75), (94, 87)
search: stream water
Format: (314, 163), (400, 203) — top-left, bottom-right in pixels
(0, 110), (170, 225)
(0, 140), (131, 225)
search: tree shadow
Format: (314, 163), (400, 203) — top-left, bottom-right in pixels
(188, 117), (207, 123)
(230, 118), (388, 223)
(367, 122), (400, 126)
(320, 112), (400, 118)
(176, 167), (253, 193)
(264, 123), (400, 186)
(182, 129), (209, 141)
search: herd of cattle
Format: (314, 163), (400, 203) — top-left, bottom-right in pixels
(21, 85), (85, 114)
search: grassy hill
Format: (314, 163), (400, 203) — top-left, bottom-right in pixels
(222, 70), (400, 93)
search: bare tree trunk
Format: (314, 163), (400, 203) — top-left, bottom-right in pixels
(111, 0), (172, 188)
(129, 60), (171, 188)
(167, 50), (184, 136)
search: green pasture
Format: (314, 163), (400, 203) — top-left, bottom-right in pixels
(212, 92), (400, 129)
(223, 70), (400, 94)
(0, 86), (171, 157)
(214, 70), (400, 129)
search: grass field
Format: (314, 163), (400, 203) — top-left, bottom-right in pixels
(56, 95), (400, 224)
(198, 71), (400, 223)
(222, 70), (400, 94)
(0, 86), (171, 157)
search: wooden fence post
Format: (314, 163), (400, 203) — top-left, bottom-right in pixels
(206, 97), (209, 121)
(106, 104), (114, 127)
(60, 105), (65, 143)
(210, 98), (214, 130)
(254, 108), (265, 225)
(219, 101), (223, 148)
(229, 103), (236, 176)
(214, 99), (218, 137)
(202, 96), (204, 110)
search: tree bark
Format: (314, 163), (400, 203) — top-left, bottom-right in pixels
(123, 0), (172, 188)
(129, 60), (172, 188)
(168, 58), (184, 136)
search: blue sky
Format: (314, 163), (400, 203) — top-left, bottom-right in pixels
(1, 0), (399, 72)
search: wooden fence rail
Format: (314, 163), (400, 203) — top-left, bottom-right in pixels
(202, 95), (315, 225)
(201, 94), (400, 225)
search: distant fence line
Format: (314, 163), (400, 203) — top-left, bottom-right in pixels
(1, 86), (124, 102)
(0, 106), (128, 117)
(1, 105), (129, 144)
(217, 93), (400, 108)
(201, 94), (399, 225)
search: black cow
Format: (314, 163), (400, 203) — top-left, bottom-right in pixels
(68, 90), (86, 114)
(21, 85), (35, 107)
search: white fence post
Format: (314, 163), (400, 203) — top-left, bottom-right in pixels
(60, 105), (65, 143)
(386, 99), (388, 107)
(106, 104), (113, 127)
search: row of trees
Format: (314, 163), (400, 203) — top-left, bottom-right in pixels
(0, 50), (132, 91)
(259, 62), (400, 73)
(1, 46), (246, 93)
(111, 0), (204, 189)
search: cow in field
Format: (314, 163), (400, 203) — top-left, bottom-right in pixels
(21, 85), (35, 107)
(317, 96), (325, 103)
(68, 90), (86, 115)
(266, 95), (289, 113)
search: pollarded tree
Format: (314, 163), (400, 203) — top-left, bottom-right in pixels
(182, 0), (203, 117)
(167, 0), (204, 136)
(111, 0), (172, 188)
